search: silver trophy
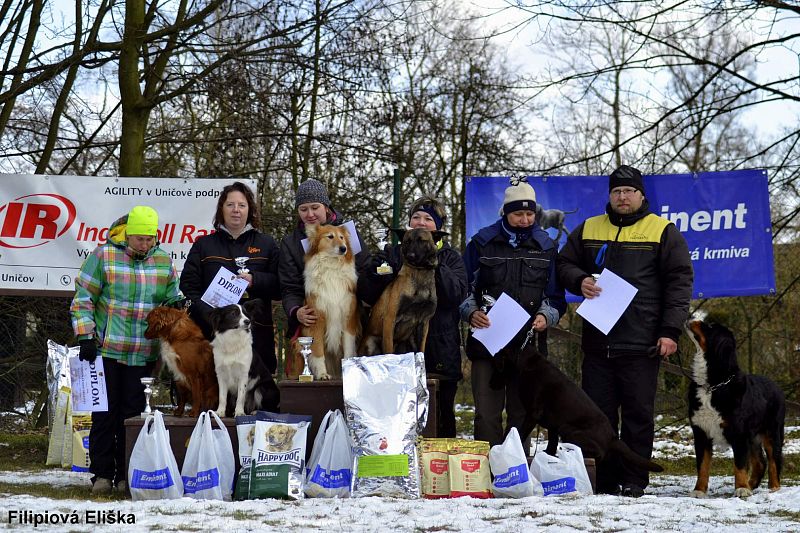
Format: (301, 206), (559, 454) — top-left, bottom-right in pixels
(471, 294), (497, 332)
(140, 377), (156, 417)
(234, 256), (250, 275)
(374, 228), (393, 275)
(298, 336), (314, 382)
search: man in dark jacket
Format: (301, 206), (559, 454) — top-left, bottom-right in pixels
(557, 165), (693, 497)
(461, 179), (566, 449)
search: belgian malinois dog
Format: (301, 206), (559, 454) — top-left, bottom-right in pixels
(359, 228), (442, 355)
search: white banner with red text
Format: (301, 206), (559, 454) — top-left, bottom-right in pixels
(0, 175), (256, 294)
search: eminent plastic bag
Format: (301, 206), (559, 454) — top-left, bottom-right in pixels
(489, 427), (535, 498)
(128, 410), (183, 500)
(529, 442), (592, 496)
(305, 409), (353, 498)
(181, 411), (235, 500)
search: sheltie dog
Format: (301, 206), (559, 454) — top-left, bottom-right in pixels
(299, 223), (360, 379)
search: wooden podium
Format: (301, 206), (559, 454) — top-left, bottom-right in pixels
(279, 378), (439, 450)
(124, 378), (439, 479)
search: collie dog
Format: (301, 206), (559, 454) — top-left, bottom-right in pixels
(299, 223), (360, 379)
(144, 307), (218, 417)
(686, 319), (785, 498)
(208, 300), (280, 417)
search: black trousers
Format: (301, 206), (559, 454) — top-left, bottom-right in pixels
(471, 357), (530, 451)
(89, 358), (154, 483)
(436, 379), (459, 438)
(581, 351), (661, 490)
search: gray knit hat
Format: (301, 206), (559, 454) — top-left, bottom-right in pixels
(294, 178), (331, 208)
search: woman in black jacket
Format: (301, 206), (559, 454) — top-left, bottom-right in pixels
(379, 195), (468, 437)
(180, 182), (281, 377)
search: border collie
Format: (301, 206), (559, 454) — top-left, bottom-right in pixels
(207, 300), (279, 417)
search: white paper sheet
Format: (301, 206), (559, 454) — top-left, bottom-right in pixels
(69, 356), (108, 412)
(472, 292), (531, 356)
(200, 266), (249, 307)
(575, 268), (638, 335)
(300, 220), (362, 255)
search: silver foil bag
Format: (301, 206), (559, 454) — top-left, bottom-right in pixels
(343, 352), (428, 498)
(46, 340), (75, 427)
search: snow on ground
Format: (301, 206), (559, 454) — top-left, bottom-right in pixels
(1, 425), (799, 532)
(0, 474), (798, 532)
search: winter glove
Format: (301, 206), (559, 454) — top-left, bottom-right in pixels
(78, 339), (97, 363)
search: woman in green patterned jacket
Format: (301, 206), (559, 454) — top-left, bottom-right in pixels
(70, 205), (182, 495)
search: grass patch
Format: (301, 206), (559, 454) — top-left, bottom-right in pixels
(656, 454), (800, 480)
(0, 433), (48, 470)
(0, 480), (129, 501)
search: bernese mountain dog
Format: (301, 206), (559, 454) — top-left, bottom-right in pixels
(685, 319), (785, 498)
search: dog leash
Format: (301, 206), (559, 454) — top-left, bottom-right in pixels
(520, 328), (535, 350)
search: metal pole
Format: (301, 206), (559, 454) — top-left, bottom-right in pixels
(392, 168), (402, 245)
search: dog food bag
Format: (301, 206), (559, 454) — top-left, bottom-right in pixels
(414, 352), (429, 433)
(46, 340), (76, 466)
(249, 411), (312, 501)
(419, 438), (452, 499)
(343, 352), (423, 499)
(449, 439), (492, 499)
(71, 414), (92, 472)
(489, 427), (535, 498)
(233, 415), (257, 500)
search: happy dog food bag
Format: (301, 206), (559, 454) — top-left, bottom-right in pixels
(234, 415), (257, 500)
(248, 412), (311, 500)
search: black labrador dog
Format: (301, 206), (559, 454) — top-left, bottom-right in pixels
(516, 343), (663, 475)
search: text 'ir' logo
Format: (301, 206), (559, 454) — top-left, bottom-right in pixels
(0, 194), (77, 248)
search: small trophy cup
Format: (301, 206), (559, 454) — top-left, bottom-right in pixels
(140, 377), (156, 417)
(374, 228), (393, 275)
(234, 256), (250, 275)
(471, 294), (497, 332)
(298, 336), (314, 382)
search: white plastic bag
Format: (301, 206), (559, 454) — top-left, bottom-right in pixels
(305, 410), (334, 480)
(305, 410), (353, 498)
(181, 411), (235, 500)
(489, 427), (535, 498)
(128, 410), (183, 500)
(529, 442), (593, 496)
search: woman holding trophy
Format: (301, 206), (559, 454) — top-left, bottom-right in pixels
(180, 181), (281, 376)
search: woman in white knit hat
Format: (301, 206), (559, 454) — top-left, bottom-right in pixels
(459, 178), (566, 451)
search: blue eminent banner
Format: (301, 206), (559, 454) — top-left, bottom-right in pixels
(465, 170), (775, 299)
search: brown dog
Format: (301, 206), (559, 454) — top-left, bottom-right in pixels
(298, 223), (361, 379)
(359, 228), (440, 355)
(516, 342), (663, 478)
(144, 307), (219, 417)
